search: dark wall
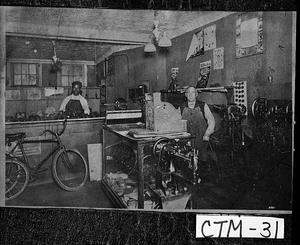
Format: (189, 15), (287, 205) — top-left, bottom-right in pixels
(109, 45), (169, 102)
(166, 12), (293, 104)
(111, 12), (293, 111)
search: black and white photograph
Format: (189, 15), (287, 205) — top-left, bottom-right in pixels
(0, 2), (296, 244)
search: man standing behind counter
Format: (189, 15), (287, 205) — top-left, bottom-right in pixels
(180, 86), (215, 180)
(59, 81), (90, 117)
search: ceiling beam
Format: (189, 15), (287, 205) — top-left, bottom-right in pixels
(6, 32), (146, 45)
(95, 45), (142, 63)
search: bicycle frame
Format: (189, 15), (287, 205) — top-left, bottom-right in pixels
(5, 119), (88, 200)
(7, 135), (66, 172)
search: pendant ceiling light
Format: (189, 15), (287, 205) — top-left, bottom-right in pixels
(144, 35), (156, 53)
(144, 20), (172, 53)
(49, 40), (63, 72)
(158, 32), (172, 47)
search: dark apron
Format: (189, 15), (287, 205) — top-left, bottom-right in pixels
(182, 106), (208, 161)
(65, 99), (84, 117)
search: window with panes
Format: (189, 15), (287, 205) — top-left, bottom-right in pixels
(61, 64), (84, 86)
(12, 63), (38, 86)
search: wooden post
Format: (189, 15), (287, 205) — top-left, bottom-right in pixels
(0, 6), (6, 206)
(137, 144), (144, 209)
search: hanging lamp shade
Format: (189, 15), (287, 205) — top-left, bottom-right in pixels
(158, 32), (172, 47)
(144, 35), (156, 53)
(144, 42), (156, 52)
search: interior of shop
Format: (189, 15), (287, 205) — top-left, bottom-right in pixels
(0, 7), (295, 211)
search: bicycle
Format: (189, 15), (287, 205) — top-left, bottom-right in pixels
(5, 119), (88, 201)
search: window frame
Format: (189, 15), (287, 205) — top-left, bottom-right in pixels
(8, 61), (40, 87)
(7, 59), (92, 88)
(61, 63), (85, 87)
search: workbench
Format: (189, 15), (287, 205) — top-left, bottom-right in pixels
(102, 123), (194, 209)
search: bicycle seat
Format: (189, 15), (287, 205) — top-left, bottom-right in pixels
(5, 132), (26, 142)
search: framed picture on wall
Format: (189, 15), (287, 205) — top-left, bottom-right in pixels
(236, 12), (263, 58)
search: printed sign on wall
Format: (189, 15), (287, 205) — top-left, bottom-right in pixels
(213, 47), (224, 70)
(7, 136), (42, 156)
(44, 87), (64, 97)
(204, 25), (216, 51)
(196, 60), (211, 88)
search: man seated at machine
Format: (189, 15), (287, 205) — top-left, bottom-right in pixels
(180, 86), (215, 181)
(58, 81), (90, 118)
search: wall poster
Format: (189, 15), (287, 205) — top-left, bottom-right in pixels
(204, 24), (216, 51)
(6, 90), (21, 100)
(213, 47), (224, 70)
(185, 30), (204, 61)
(44, 87), (64, 97)
(236, 12), (263, 58)
(27, 88), (42, 100)
(196, 60), (211, 88)
(10, 136), (42, 156)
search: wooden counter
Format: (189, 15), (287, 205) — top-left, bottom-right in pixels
(6, 117), (105, 186)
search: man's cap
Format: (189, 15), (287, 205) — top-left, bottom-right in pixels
(72, 81), (82, 88)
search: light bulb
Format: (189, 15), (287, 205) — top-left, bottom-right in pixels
(267, 75), (273, 83)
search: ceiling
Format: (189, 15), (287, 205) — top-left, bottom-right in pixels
(4, 7), (234, 62)
(6, 36), (121, 62)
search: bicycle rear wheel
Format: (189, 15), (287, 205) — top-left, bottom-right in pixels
(5, 158), (29, 201)
(52, 149), (88, 191)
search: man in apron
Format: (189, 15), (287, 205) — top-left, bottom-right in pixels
(59, 81), (90, 118)
(180, 86), (215, 181)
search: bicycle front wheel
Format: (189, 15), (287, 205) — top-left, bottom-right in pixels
(5, 158), (29, 201)
(52, 149), (88, 192)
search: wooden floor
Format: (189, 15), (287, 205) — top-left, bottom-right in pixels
(6, 141), (293, 210)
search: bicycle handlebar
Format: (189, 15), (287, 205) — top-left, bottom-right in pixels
(40, 119), (67, 137)
(58, 119), (67, 136)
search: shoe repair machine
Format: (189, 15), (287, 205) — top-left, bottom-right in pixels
(143, 93), (200, 200)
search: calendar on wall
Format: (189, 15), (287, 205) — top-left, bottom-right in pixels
(236, 12), (263, 58)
